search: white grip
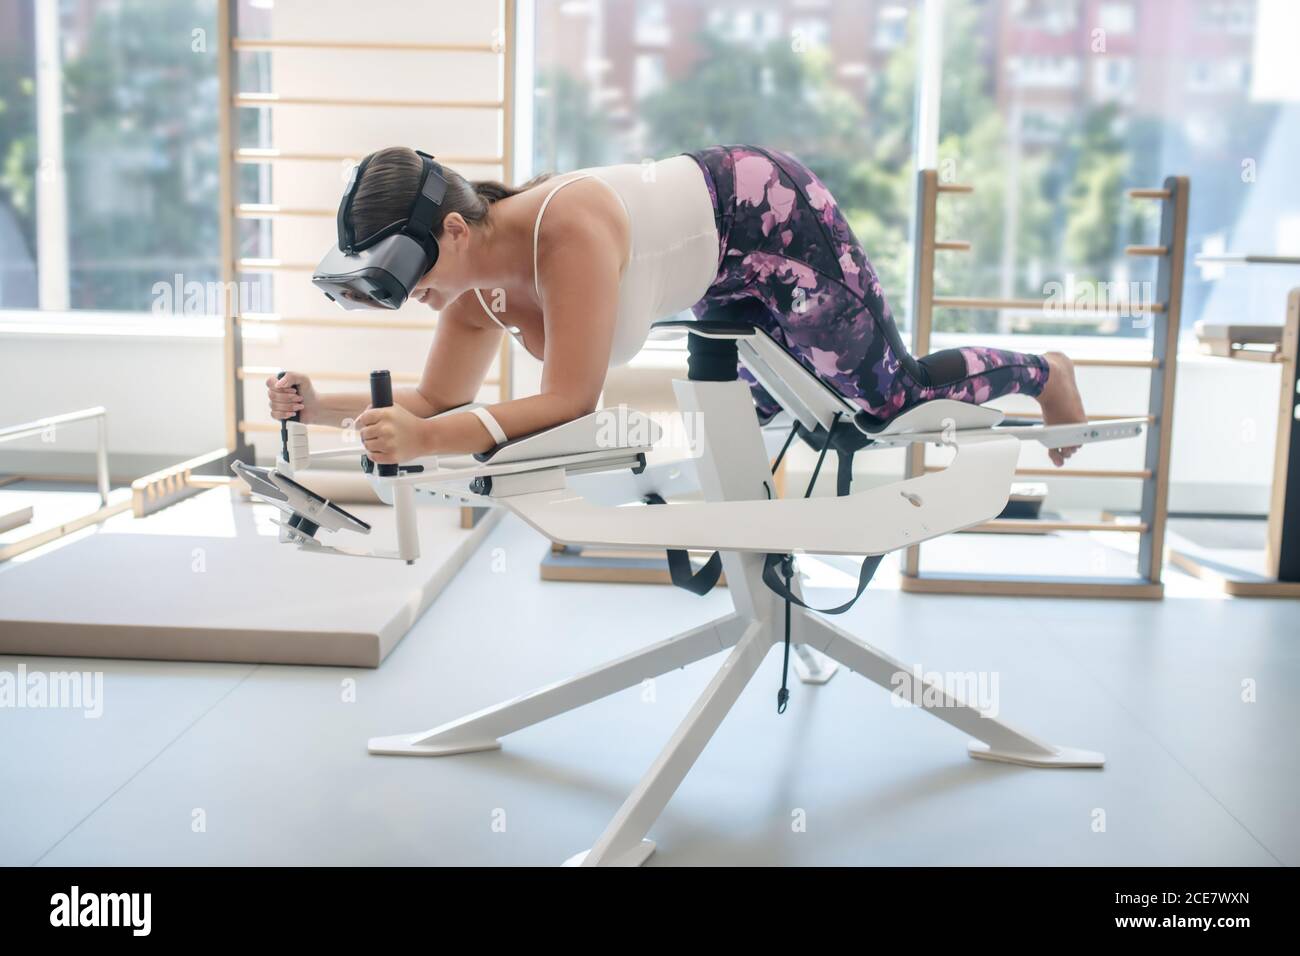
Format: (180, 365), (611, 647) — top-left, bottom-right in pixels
(472, 406), (508, 446)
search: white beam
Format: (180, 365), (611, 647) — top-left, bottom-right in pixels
(34, 0), (70, 311)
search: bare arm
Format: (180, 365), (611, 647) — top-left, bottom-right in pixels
(417, 204), (623, 456)
(280, 292), (501, 428)
(357, 190), (625, 463)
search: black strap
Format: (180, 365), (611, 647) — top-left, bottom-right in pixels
(761, 551), (884, 615)
(836, 448), (855, 497)
(806, 412), (841, 494)
(770, 421), (800, 474)
(776, 555), (794, 714)
(644, 494), (723, 596)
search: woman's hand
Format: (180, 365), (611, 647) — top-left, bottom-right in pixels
(354, 404), (433, 464)
(266, 372), (320, 423)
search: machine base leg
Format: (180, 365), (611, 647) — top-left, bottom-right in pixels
(367, 735), (502, 757)
(967, 741), (1105, 768)
(802, 612), (1105, 769)
(792, 643), (838, 684)
(562, 840), (656, 868)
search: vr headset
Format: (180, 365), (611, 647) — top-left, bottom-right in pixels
(312, 149), (449, 310)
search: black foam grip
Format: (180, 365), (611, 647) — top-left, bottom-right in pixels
(368, 370), (397, 476)
(369, 369), (394, 408)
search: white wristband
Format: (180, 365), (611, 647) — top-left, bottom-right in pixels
(471, 406), (508, 446)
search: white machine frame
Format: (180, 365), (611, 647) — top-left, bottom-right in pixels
(238, 323), (1145, 866)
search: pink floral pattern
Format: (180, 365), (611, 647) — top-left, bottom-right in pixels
(687, 146), (1049, 422)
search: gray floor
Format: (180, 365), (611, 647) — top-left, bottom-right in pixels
(2, 515), (1296, 867)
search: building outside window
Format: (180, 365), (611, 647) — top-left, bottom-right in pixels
(0, 0), (220, 315)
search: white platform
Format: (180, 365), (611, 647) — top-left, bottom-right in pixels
(0, 486), (498, 667)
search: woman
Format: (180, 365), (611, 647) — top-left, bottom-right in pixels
(269, 145), (1086, 467)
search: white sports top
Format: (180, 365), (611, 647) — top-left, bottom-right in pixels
(472, 154), (719, 368)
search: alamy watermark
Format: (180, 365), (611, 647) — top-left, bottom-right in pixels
(890, 664), (1000, 718)
(0, 664), (103, 719)
(1042, 275), (1156, 328)
(151, 274), (267, 317)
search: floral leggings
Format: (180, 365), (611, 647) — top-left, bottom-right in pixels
(685, 145), (1050, 423)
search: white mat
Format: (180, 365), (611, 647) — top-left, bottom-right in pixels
(0, 487), (498, 667)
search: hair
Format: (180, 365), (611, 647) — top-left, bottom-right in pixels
(347, 146), (552, 244)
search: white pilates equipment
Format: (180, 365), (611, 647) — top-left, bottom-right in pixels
(236, 321), (1145, 866)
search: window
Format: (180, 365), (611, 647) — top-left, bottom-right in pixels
(0, 0), (220, 315)
(527, 0), (1298, 348)
(941, 0), (1298, 342)
(790, 17), (830, 52)
(707, 6), (783, 47)
(1011, 0), (1080, 34)
(1091, 56), (1135, 103)
(634, 54), (667, 100)
(634, 0), (670, 47)
(1186, 58), (1248, 94)
(0, 2), (39, 308)
(531, 0), (923, 327)
(1007, 55), (1082, 89)
(1020, 108), (1070, 144)
(1097, 3), (1135, 34)
(875, 5), (910, 51)
(1196, 0), (1256, 35)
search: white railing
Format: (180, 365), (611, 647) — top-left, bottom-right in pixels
(0, 406), (110, 506)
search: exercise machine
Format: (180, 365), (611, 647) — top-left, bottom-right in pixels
(235, 319), (1146, 865)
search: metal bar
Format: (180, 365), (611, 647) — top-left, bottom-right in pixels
(235, 148), (504, 165)
(237, 258), (316, 271)
(993, 411), (1154, 423)
(904, 169), (939, 577)
(900, 573), (1164, 599)
(934, 295), (1164, 313)
(936, 183), (973, 193)
(1071, 357), (1159, 368)
(924, 465), (1152, 480)
(935, 240), (971, 251)
(237, 314), (438, 332)
(235, 204), (332, 218)
(232, 38), (497, 53)
(0, 499), (132, 563)
(218, 0), (252, 465)
(237, 367), (423, 385)
(969, 519), (1148, 534)
(1125, 245), (1168, 257)
(1127, 188), (1171, 200)
(0, 406), (107, 443)
(235, 93), (503, 110)
(1194, 253), (1300, 266)
(95, 414), (110, 505)
(499, 0), (517, 404)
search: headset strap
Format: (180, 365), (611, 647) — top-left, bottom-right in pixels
(336, 153), (373, 253)
(336, 150), (448, 255)
(404, 150), (448, 253)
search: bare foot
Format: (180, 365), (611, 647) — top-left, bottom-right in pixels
(1036, 351), (1086, 467)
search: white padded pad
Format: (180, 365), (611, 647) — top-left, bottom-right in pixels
(0, 487), (498, 668)
(872, 399), (1005, 435)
